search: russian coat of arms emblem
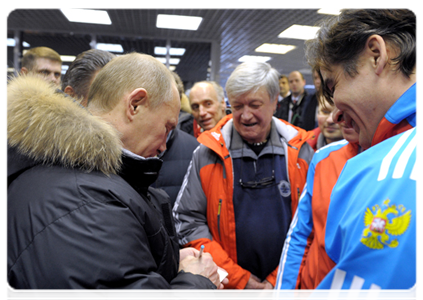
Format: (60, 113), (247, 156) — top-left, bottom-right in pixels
(360, 199), (411, 250)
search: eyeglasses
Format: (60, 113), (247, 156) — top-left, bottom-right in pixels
(239, 169), (275, 188)
(238, 138), (275, 189)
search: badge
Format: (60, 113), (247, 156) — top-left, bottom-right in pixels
(361, 199), (411, 249)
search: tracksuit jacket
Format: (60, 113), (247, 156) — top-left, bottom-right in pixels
(316, 83), (416, 289)
(276, 140), (360, 289)
(173, 114), (314, 289)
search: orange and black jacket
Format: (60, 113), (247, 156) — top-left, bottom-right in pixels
(173, 114), (314, 289)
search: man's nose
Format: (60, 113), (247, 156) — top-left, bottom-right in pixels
(157, 138), (168, 156)
(332, 106), (344, 124)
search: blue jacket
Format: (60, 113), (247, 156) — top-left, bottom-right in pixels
(317, 84), (416, 289)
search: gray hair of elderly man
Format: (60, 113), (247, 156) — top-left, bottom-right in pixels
(225, 61), (280, 102)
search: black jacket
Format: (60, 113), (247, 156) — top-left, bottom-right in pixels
(274, 92), (318, 131)
(152, 128), (199, 207)
(7, 75), (215, 289)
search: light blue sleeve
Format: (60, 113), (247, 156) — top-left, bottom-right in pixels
(275, 161), (315, 289)
(318, 128), (416, 290)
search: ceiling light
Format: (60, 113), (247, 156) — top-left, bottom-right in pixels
(255, 43), (296, 55)
(154, 46), (186, 56)
(95, 43), (124, 53)
(156, 14), (202, 31)
(238, 55), (272, 63)
(61, 65), (69, 74)
(155, 57), (181, 65)
(317, 9), (342, 15)
(60, 55), (76, 62)
(278, 24), (321, 40)
(61, 9), (112, 25)
(7, 38), (30, 47)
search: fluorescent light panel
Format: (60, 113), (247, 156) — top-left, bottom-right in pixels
(156, 14), (202, 31)
(238, 55), (271, 63)
(154, 46), (186, 56)
(317, 9), (342, 15)
(61, 9), (112, 25)
(61, 65), (69, 74)
(95, 43), (124, 53)
(7, 38), (30, 47)
(155, 57), (180, 65)
(278, 24), (321, 40)
(60, 55), (76, 62)
(255, 43), (296, 55)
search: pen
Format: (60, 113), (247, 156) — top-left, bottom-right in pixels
(199, 245), (204, 259)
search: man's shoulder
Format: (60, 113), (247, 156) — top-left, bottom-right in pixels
(340, 128), (416, 188)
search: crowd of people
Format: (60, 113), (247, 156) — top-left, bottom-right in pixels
(7, 9), (416, 291)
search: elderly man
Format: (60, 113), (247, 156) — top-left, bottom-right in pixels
(306, 9), (416, 289)
(173, 62), (314, 289)
(188, 81), (226, 137)
(20, 46), (62, 87)
(8, 53), (223, 289)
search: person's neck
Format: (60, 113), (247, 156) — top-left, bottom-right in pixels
(292, 91), (303, 98)
(325, 137), (342, 145)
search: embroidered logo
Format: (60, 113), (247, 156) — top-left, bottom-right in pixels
(278, 180), (291, 198)
(361, 199), (411, 250)
(211, 132), (221, 141)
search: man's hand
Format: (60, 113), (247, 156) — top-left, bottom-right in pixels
(179, 247), (199, 262)
(179, 250), (224, 288)
(241, 274), (266, 297)
(254, 280), (273, 300)
(245, 274), (273, 289)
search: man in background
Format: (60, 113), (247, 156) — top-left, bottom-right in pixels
(274, 71), (317, 130)
(62, 49), (116, 106)
(279, 74), (290, 99)
(20, 46), (62, 87)
(188, 81), (226, 137)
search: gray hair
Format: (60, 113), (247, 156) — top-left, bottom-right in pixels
(225, 62), (280, 102)
(62, 49), (116, 100)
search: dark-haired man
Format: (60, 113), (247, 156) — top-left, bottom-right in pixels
(302, 9), (416, 290)
(62, 49), (116, 106)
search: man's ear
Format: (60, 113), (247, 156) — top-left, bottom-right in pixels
(366, 34), (388, 75)
(20, 67), (29, 75)
(126, 88), (148, 121)
(64, 86), (75, 98)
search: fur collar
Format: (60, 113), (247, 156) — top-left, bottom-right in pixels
(7, 75), (122, 175)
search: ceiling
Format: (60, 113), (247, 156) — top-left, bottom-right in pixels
(7, 9), (331, 91)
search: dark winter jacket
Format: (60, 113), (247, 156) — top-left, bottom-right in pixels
(152, 128), (199, 207)
(7, 75), (215, 289)
(274, 92), (318, 131)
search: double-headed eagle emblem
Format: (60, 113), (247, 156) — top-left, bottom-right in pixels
(361, 199), (411, 250)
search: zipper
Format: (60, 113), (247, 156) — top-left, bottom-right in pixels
(217, 199), (222, 240)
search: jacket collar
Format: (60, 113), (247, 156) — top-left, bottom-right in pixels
(371, 83), (416, 147)
(119, 149), (162, 194)
(7, 75), (122, 176)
